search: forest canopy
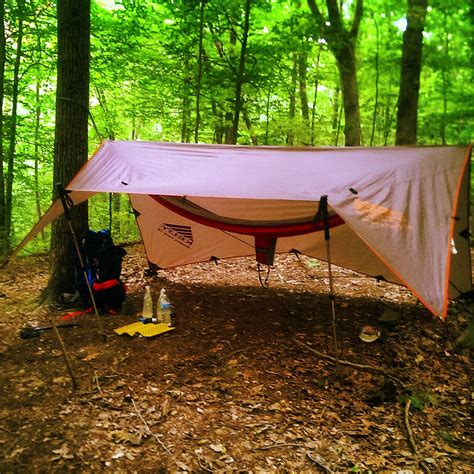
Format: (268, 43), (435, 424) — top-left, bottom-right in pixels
(0, 0), (472, 254)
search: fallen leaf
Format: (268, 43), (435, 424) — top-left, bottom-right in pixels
(52, 444), (74, 460)
(209, 443), (226, 454)
(83, 352), (100, 361)
(111, 449), (125, 459)
(111, 430), (143, 446)
(52, 377), (69, 385)
(175, 460), (190, 470)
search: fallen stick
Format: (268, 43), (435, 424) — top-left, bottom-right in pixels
(221, 348), (248, 360)
(404, 399), (418, 454)
(291, 337), (405, 387)
(404, 399), (431, 474)
(51, 317), (78, 390)
(93, 371), (102, 394)
(255, 442), (305, 451)
(130, 396), (172, 455)
(306, 451), (333, 473)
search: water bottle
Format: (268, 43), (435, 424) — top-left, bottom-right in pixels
(142, 285), (153, 318)
(157, 289), (172, 325)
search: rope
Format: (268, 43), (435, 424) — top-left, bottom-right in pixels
(257, 263), (271, 288)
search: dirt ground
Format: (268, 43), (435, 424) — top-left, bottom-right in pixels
(0, 243), (472, 473)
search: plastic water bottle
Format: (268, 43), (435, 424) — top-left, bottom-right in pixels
(142, 286), (153, 318)
(157, 289), (172, 325)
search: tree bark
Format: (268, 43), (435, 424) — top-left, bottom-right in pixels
(310, 45), (322, 146)
(242, 106), (257, 145)
(264, 81), (272, 145)
(440, 10), (448, 145)
(5, 6), (23, 249)
(307, 0), (363, 146)
(181, 60), (192, 143)
(46, 0), (90, 301)
(0, 0), (6, 256)
(34, 79), (46, 241)
(288, 52), (297, 145)
(331, 82), (341, 145)
(395, 0), (428, 145)
(95, 85), (115, 140)
(194, 0), (205, 143)
(211, 99), (223, 144)
(298, 52), (309, 121)
(370, 14), (380, 146)
(228, 0), (251, 144)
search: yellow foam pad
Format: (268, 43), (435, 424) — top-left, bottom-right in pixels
(114, 322), (175, 338)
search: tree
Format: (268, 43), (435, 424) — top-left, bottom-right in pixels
(227, 0), (252, 144)
(4, 0), (24, 250)
(0, 0), (6, 256)
(194, 0), (205, 143)
(395, 0), (428, 145)
(45, 0), (90, 301)
(307, 0), (363, 146)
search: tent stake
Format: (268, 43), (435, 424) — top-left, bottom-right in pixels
(57, 184), (106, 343)
(319, 196), (339, 369)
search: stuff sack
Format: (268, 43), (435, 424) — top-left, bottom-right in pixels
(76, 230), (127, 310)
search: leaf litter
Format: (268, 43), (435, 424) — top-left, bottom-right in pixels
(0, 244), (472, 472)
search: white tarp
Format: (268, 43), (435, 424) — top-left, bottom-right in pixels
(15, 140), (472, 319)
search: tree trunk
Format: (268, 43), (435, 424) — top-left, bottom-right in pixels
(310, 45), (322, 146)
(264, 81), (272, 145)
(5, 8), (23, 249)
(181, 93), (191, 143)
(0, 0), (6, 256)
(288, 52), (297, 145)
(181, 54), (193, 143)
(228, 0), (251, 144)
(95, 85), (115, 140)
(331, 82), (341, 145)
(34, 79), (46, 241)
(370, 14), (380, 146)
(455, 303), (474, 349)
(298, 52), (309, 121)
(440, 10), (448, 145)
(46, 0), (90, 301)
(112, 194), (121, 239)
(194, 0), (205, 143)
(242, 106), (257, 145)
(211, 99), (223, 144)
(335, 44), (361, 146)
(395, 0), (428, 145)
(307, 0), (363, 146)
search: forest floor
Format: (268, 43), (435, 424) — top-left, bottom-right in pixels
(0, 243), (472, 473)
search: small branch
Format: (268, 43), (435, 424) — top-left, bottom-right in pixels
(0, 426), (16, 435)
(255, 442), (305, 451)
(197, 456), (213, 473)
(350, 0), (364, 39)
(306, 451), (333, 473)
(1, 437), (20, 458)
(221, 348), (248, 360)
(94, 371), (102, 394)
(292, 337), (405, 387)
(130, 396), (172, 455)
(51, 317), (78, 390)
(404, 399), (418, 455)
(307, 0), (324, 24)
(79, 397), (124, 412)
(404, 399), (431, 474)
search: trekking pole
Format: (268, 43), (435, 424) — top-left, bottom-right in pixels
(57, 184), (106, 342)
(319, 195), (339, 369)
